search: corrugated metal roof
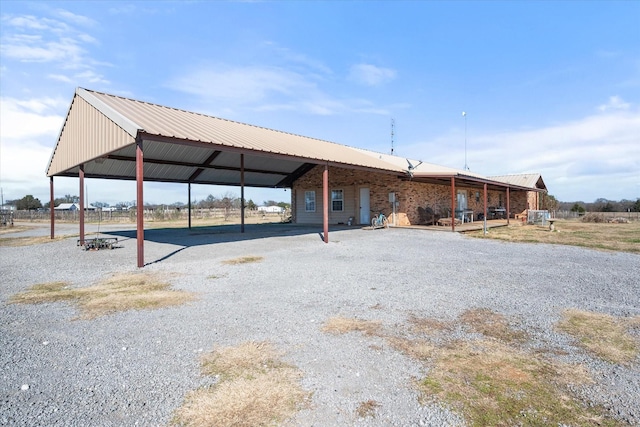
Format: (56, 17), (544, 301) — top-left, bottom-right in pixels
(46, 88), (546, 192)
(489, 174), (547, 191)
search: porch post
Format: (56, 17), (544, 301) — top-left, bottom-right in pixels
(506, 187), (510, 225)
(483, 183), (488, 235)
(50, 176), (55, 239)
(188, 182), (192, 230)
(79, 164), (85, 246)
(323, 164), (329, 243)
(136, 137), (144, 268)
(240, 153), (245, 233)
(450, 177), (456, 232)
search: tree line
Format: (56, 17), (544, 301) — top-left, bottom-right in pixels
(5, 193), (291, 211)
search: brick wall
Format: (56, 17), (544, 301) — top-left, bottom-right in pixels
(292, 165), (532, 225)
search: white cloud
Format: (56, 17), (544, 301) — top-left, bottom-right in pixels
(0, 11), (103, 75)
(348, 63), (396, 86)
(0, 96), (65, 139)
(405, 101), (640, 201)
(598, 95), (631, 112)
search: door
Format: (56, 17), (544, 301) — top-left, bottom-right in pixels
(359, 187), (370, 225)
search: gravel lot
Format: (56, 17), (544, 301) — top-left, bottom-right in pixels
(1, 221), (639, 426)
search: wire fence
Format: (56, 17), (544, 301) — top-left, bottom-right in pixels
(9, 208), (290, 223)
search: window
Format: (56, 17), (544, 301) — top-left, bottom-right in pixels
(331, 189), (344, 212)
(304, 191), (315, 212)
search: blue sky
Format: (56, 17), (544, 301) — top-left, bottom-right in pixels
(1, 1), (639, 206)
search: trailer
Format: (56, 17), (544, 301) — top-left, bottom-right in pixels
(78, 236), (118, 250)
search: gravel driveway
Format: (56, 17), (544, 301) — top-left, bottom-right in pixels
(1, 222), (639, 426)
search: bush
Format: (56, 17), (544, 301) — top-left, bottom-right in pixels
(581, 212), (606, 223)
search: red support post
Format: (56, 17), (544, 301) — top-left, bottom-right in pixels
(79, 165), (85, 246)
(484, 183), (488, 234)
(323, 164), (329, 243)
(188, 182), (192, 230)
(450, 177), (456, 232)
(136, 138), (144, 268)
(240, 153), (245, 234)
(50, 177), (54, 239)
(506, 187), (510, 225)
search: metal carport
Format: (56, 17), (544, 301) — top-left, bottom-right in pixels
(46, 88), (404, 267)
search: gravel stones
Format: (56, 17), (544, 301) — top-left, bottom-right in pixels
(1, 222), (639, 426)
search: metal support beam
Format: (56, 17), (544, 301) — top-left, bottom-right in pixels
(136, 138), (144, 268)
(450, 177), (455, 232)
(79, 164), (85, 245)
(188, 182), (192, 230)
(506, 187), (510, 225)
(50, 177), (54, 239)
(483, 183), (488, 235)
(323, 164), (329, 243)
(240, 153), (245, 233)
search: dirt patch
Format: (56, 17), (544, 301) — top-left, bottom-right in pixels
(322, 316), (383, 336)
(172, 341), (309, 427)
(9, 272), (195, 319)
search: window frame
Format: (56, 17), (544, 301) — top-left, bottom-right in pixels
(304, 190), (316, 212)
(331, 189), (344, 212)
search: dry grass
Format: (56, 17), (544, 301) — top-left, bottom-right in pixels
(460, 308), (528, 344)
(556, 309), (639, 365)
(356, 399), (381, 418)
(9, 272), (195, 319)
(324, 310), (623, 426)
(221, 256), (264, 265)
(173, 341), (308, 427)
(322, 316), (383, 336)
(466, 220), (640, 253)
(0, 234), (74, 247)
(0, 225), (31, 235)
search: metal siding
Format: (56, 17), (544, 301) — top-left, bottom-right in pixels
(47, 95), (135, 176)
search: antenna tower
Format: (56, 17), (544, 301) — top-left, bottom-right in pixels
(390, 118), (395, 155)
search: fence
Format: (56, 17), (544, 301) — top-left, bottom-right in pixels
(11, 207), (290, 223)
(554, 210), (640, 221)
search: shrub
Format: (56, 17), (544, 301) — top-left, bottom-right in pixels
(581, 212), (605, 223)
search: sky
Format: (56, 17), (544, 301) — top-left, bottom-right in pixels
(1, 0), (639, 207)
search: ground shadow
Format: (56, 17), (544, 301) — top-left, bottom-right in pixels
(100, 223), (358, 264)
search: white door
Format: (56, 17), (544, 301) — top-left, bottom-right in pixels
(359, 188), (370, 224)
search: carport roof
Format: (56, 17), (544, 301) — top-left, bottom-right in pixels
(46, 88), (544, 192)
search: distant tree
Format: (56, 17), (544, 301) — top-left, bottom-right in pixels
(276, 201), (291, 210)
(601, 202), (614, 212)
(63, 194), (79, 203)
(92, 201), (109, 208)
(246, 199), (257, 210)
(570, 203), (585, 214)
(633, 199), (640, 212)
(541, 194), (559, 211)
(263, 200), (278, 207)
(15, 195), (43, 210)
